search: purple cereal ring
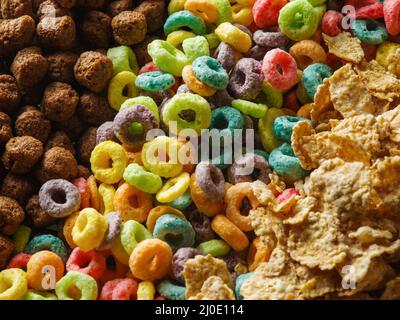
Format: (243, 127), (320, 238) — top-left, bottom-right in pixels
(234, 24), (253, 38)
(96, 121), (117, 145)
(172, 247), (201, 284)
(246, 45), (271, 61)
(228, 58), (264, 100)
(228, 153), (271, 185)
(186, 209), (215, 243)
(195, 161), (225, 202)
(176, 84), (191, 94)
(39, 179), (81, 218)
(207, 89), (234, 107)
(113, 104), (158, 149)
(97, 212), (122, 251)
(214, 42), (236, 72)
(253, 29), (289, 48)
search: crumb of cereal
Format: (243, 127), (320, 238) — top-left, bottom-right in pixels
(322, 32), (364, 64)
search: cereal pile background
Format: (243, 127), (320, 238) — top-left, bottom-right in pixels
(0, 0), (400, 300)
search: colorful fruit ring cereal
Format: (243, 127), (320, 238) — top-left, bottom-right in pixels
(90, 141), (127, 185)
(146, 206), (186, 233)
(258, 107), (285, 152)
(120, 96), (160, 124)
(63, 212), (79, 249)
(23, 290), (58, 300)
(210, 106), (245, 135)
(100, 278), (138, 300)
(137, 280), (156, 300)
(128, 239), (173, 281)
(273, 115), (312, 143)
(107, 45), (139, 75)
(0, 268), (27, 300)
(261, 81), (283, 108)
(25, 234), (68, 262)
(231, 99), (267, 118)
(384, 0), (400, 36)
(197, 239), (231, 257)
(97, 212), (122, 251)
(7, 253), (31, 270)
(211, 214), (249, 252)
(98, 183), (116, 215)
(301, 63), (332, 100)
(172, 247), (201, 284)
(135, 71), (175, 91)
(187, 209), (215, 243)
(38, 179), (81, 218)
(71, 208), (108, 252)
(164, 10), (207, 35)
(351, 19), (388, 44)
(72, 177), (90, 209)
(111, 232), (131, 265)
(66, 248), (106, 280)
(213, 42), (236, 73)
(184, 0), (219, 23)
(376, 41), (400, 67)
(156, 172), (190, 203)
(289, 40), (327, 70)
(253, 29), (289, 48)
(321, 10), (343, 36)
(96, 122), (118, 146)
(153, 214), (195, 251)
(123, 163), (162, 194)
(166, 30), (196, 47)
(164, 191), (192, 211)
(224, 182), (260, 231)
(27, 250), (65, 290)
(193, 162), (225, 203)
(120, 220), (152, 255)
(107, 71), (139, 111)
(113, 182), (153, 222)
(182, 36), (210, 63)
(229, 58), (264, 100)
(192, 56), (229, 90)
(228, 153), (271, 185)
(99, 251), (129, 284)
(157, 280), (186, 300)
(247, 237), (273, 271)
(55, 271), (98, 300)
(253, 0), (288, 28)
(214, 22), (252, 53)
(232, 4), (253, 26)
(181, 65), (217, 97)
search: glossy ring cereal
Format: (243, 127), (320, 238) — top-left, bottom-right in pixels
(123, 163), (162, 194)
(108, 71), (139, 111)
(97, 212), (122, 251)
(211, 214), (249, 252)
(214, 22), (252, 53)
(27, 251), (64, 290)
(289, 40), (327, 70)
(120, 219), (152, 255)
(0, 268), (27, 300)
(156, 172), (190, 203)
(135, 71), (175, 91)
(181, 65), (216, 97)
(25, 234), (68, 262)
(192, 56), (229, 90)
(66, 248), (106, 280)
(55, 271), (98, 300)
(163, 10), (207, 35)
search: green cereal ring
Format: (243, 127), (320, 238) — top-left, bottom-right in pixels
(164, 191), (192, 211)
(261, 81), (283, 108)
(25, 234), (68, 262)
(210, 106), (244, 135)
(204, 33), (221, 49)
(164, 10), (207, 36)
(351, 19), (388, 45)
(56, 271), (98, 300)
(12, 225), (31, 254)
(157, 280), (186, 300)
(120, 220), (152, 255)
(162, 93), (212, 135)
(296, 82), (312, 104)
(192, 56), (229, 90)
(197, 239), (231, 257)
(253, 149), (269, 161)
(231, 99), (268, 118)
(107, 45), (139, 75)
(123, 163), (163, 194)
(120, 96), (160, 124)
(258, 107), (285, 152)
(148, 40), (189, 76)
(273, 116), (312, 143)
(135, 71), (175, 91)
(182, 36), (210, 63)
(302, 63), (331, 100)
(269, 142), (309, 180)
(235, 272), (253, 300)
(210, 0), (233, 24)
(23, 290), (58, 300)
(278, 0), (319, 41)
(313, 4), (326, 21)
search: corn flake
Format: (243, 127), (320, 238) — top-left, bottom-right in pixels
(322, 32), (364, 63)
(189, 276), (236, 300)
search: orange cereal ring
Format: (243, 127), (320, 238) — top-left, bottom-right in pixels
(181, 65), (216, 97)
(113, 182), (153, 222)
(184, 0), (219, 23)
(247, 237), (274, 271)
(225, 182), (260, 232)
(289, 40), (326, 70)
(87, 175), (101, 211)
(146, 206), (185, 233)
(26, 250), (65, 290)
(63, 211), (79, 249)
(190, 173), (224, 217)
(211, 215), (249, 252)
(129, 239), (173, 281)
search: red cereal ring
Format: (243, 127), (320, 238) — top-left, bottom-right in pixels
(66, 247), (106, 280)
(72, 177), (91, 209)
(326, 53), (345, 70)
(384, 0), (400, 36)
(100, 278), (138, 300)
(139, 62), (161, 74)
(276, 188), (299, 203)
(99, 250), (130, 285)
(7, 253), (31, 270)
(321, 10), (343, 36)
(346, 0), (383, 19)
(253, 0), (288, 28)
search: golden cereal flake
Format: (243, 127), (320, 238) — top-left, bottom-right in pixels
(291, 121), (371, 170)
(381, 277), (400, 300)
(322, 32), (364, 63)
(189, 276), (236, 300)
(283, 196), (317, 226)
(329, 64), (376, 118)
(310, 79), (333, 123)
(183, 254), (233, 299)
(250, 207), (287, 246)
(348, 226), (393, 244)
(377, 105), (400, 153)
(387, 48), (400, 77)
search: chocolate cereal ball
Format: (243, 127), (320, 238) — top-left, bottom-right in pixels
(15, 108), (51, 142)
(0, 112), (13, 146)
(0, 15), (36, 57)
(2, 136), (43, 174)
(1, 0), (34, 19)
(1, 173), (36, 206)
(0, 235), (13, 269)
(111, 11), (147, 46)
(80, 11), (112, 49)
(55, 0), (76, 8)
(77, 164), (91, 179)
(0, 196), (25, 235)
(77, 0), (106, 9)
(77, 127), (97, 164)
(107, 0), (132, 17)
(55, 114), (84, 139)
(37, 0), (72, 20)
(134, 0), (165, 33)
(78, 91), (115, 126)
(35, 146), (78, 183)
(41, 82), (79, 122)
(133, 35), (157, 67)
(45, 130), (76, 155)
(26, 195), (56, 228)
(47, 51), (78, 83)
(74, 51), (113, 93)
(0, 74), (21, 113)
(10, 46), (48, 88)
(36, 15), (76, 50)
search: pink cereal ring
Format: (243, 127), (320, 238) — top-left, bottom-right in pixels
(262, 48), (298, 92)
(66, 247), (106, 280)
(253, 0), (288, 28)
(384, 0), (400, 36)
(321, 10), (343, 36)
(72, 177), (90, 209)
(7, 253), (31, 270)
(277, 188), (300, 203)
(139, 62), (160, 74)
(100, 278), (138, 300)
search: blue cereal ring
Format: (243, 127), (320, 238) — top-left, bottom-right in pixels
(25, 234), (68, 262)
(157, 280), (186, 300)
(135, 71), (175, 91)
(235, 272), (253, 300)
(301, 63), (331, 100)
(164, 10), (207, 35)
(351, 19), (388, 45)
(192, 56), (229, 90)
(210, 106), (244, 135)
(268, 143), (309, 180)
(153, 214), (195, 251)
(273, 116), (312, 143)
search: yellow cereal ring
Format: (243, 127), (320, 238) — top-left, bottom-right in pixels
(108, 71), (139, 111)
(211, 214), (249, 252)
(181, 65), (216, 97)
(376, 41), (400, 67)
(146, 206), (185, 233)
(167, 30), (196, 47)
(63, 211), (79, 249)
(111, 230), (130, 265)
(258, 107), (285, 152)
(137, 281), (155, 300)
(185, 0), (219, 23)
(0, 268), (27, 300)
(232, 4), (253, 26)
(156, 172), (190, 203)
(214, 22), (252, 53)
(87, 175), (101, 211)
(98, 183), (116, 215)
